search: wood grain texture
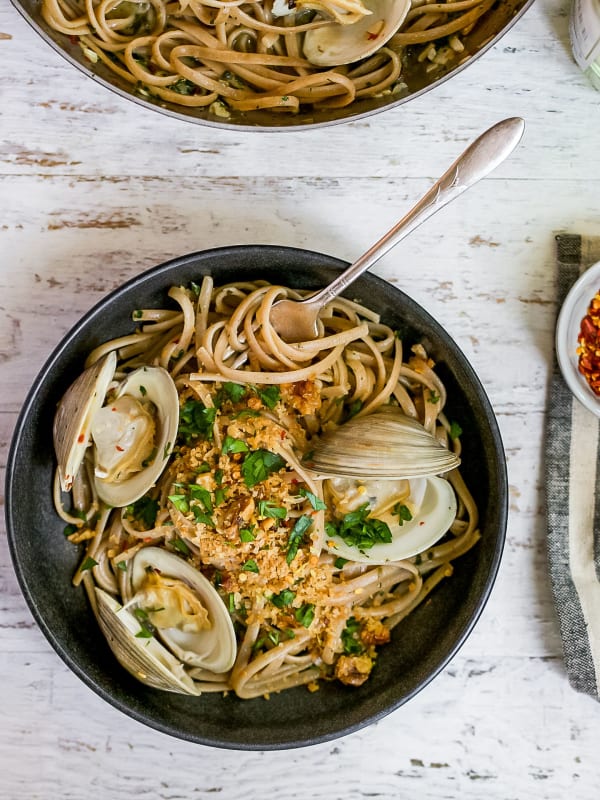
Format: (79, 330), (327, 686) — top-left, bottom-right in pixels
(2, 0), (600, 797)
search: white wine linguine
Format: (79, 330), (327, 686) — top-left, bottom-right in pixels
(53, 277), (480, 698)
(41, 0), (496, 116)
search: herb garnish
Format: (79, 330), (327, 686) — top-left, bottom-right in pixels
(168, 493), (189, 514)
(253, 384), (280, 410)
(393, 503), (413, 525)
(257, 500), (287, 520)
(242, 559), (260, 573)
(239, 526), (256, 542)
(341, 617), (364, 655)
(80, 556), (98, 572)
(286, 515), (313, 564)
(270, 588), (296, 608)
(179, 399), (217, 443)
(221, 435), (249, 455)
(449, 420), (463, 440)
(298, 487), (326, 511)
(172, 537), (191, 555)
(126, 494), (159, 528)
(326, 504), (392, 552)
(241, 449), (286, 488)
(133, 607), (154, 639)
(189, 484), (213, 512)
(294, 603), (315, 628)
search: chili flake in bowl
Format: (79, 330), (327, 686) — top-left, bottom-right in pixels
(556, 260), (600, 416)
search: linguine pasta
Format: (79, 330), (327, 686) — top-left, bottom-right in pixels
(41, 0), (496, 116)
(55, 278), (480, 698)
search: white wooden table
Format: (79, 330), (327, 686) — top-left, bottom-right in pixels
(2, 0), (600, 796)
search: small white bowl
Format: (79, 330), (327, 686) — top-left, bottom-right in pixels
(556, 260), (600, 417)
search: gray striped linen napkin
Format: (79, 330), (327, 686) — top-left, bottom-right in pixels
(546, 233), (600, 700)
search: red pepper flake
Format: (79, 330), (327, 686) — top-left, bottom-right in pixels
(577, 288), (600, 395)
(116, 445), (125, 451)
(77, 434), (85, 443)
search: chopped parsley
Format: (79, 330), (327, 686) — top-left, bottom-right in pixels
(241, 449), (286, 488)
(239, 526), (256, 543)
(221, 435), (249, 455)
(168, 493), (189, 514)
(253, 384), (280, 410)
(189, 484), (213, 512)
(133, 607), (154, 639)
(449, 420), (463, 440)
(257, 500), (287, 520)
(63, 523), (78, 538)
(341, 617), (364, 655)
(242, 559), (259, 573)
(220, 382), (247, 403)
(214, 487), (227, 506)
(172, 537), (191, 555)
(191, 505), (215, 527)
(298, 487), (326, 511)
(393, 503), (413, 525)
(126, 495), (159, 528)
(179, 399), (217, 443)
(270, 588), (296, 608)
(326, 504), (392, 552)
(80, 556), (98, 572)
(286, 515), (313, 564)
(294, 603), (315, 628)
(346, 399), (363, 419)
(427, 390), (440, 404)
(170, 77), (197, 95)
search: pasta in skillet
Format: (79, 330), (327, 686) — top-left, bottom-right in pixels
(41, 0), (496, 116)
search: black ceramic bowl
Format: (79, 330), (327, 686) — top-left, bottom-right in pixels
(6, 245), (507, 749)
(11, 0), (533, 129)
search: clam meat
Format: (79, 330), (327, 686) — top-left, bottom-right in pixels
(324, 475), (457, 563)
(53, 353), (179, 508)
(94, 548), (237, 693)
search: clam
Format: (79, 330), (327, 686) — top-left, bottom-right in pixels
(305, 406), (461, 479)
(53, 354), (179, 507)
(128, 548), (237, 674)
(94, 548), (237, 693)
(94, 588), (201, 695)
(324, 475), (457, 563)
(53, 351), (117, 493)
(302, 0), (411, 67)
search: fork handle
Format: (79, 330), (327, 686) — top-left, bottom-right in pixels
(305, 117), (525, 308)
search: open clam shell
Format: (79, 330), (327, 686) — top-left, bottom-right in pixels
(305, 406), (460, 478)
(129, 548), (237, 674)
(92, 366), (179, 507)
(53, 354), (180, 507)
(325, 475), (457, 563)
(53, 351), (117, 492)
(94, 588), (200, 695)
